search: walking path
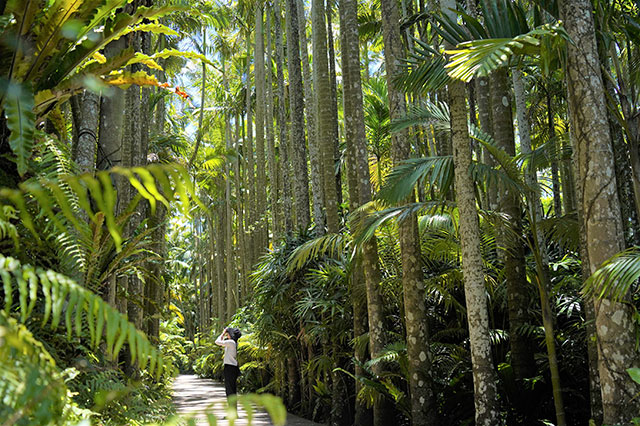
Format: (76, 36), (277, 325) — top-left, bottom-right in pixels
(172, 374), (324, 426)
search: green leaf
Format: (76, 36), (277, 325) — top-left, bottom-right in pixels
(390, 100), (450, 133)
(628, 367), (640, 385)
(0, 255), (167, 374)
(445, 25), (568, 82)
(378, 156), (454, 204)
(2, 82), (35, 176)
(583, 248), (640, 302)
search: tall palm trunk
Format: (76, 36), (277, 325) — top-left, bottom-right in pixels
(560, 0), (640, 423)
(222, 61), (236, 318)
(490, 70), (536, 382)
(442, 2), (499, 424)
(120, 31), (142, 325)
(274, 0), (292, 234)
(265, 8), (280, 238)
(312, 0), (339, 233)
(546, 87), (562, 216)
(255, 5), (268, 250)
(449, 77), (500, 426)
(379, 0), (437, 423)
(245, 31), (257, 265)
(338, 2), (377, 425)
(286, 0), (311, 230)
(326, 2), (342, 208)
(475, 76), (494, 210)
(297, 0), (325, 231)
(71, 91), (99, 174)
(234, 111), (248, 298)
(216, 202), (227, 325)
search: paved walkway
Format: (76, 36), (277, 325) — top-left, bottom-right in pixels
(172, 374), (323, 426)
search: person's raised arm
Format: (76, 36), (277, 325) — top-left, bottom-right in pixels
(215, 329), (228, 346)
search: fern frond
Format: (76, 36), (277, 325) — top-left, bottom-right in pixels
(40, 5), (178, 90)
(2, 82), (35, 177)
(0, 206), (19, 248)
(0, 255), (168, 378)
(0, 163), (202, 252)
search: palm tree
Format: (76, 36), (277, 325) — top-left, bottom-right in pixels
(312, 0), (340, 233)
(254, 4), (268, 250)
(560, 0), (640, 422)
(440, 0), (500, 423)
(379, 0), (437, 422)
(274, 0), (293, 234)
(298, 0), (326, 232)
(287, 0), (311, 230)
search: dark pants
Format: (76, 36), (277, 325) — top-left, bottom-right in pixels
(223, 364), (240, 397)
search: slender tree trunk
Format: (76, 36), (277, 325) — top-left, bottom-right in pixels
(443, 1), (500, 421)
(326, 2), (342, 208)
(189, 34), (207, 168)
(72, 91), (99, 174)
(546, 87), (562, 216)
(274, 0), (292, 234)
(265, 8), (280, 238)
(475, 76), (494, 210)
(297, 0), (326, 232)
(286, 0), (311, 230)
(560, 0), (640, 423)
(449, 76), (501, 426)
(98, 38), (127, 309)
(490, 69), (536, 384)
(216, 202), (226, 325)
(379, 0), (437, 423)
(338, 2), (378, 425)
(340, 16), (372, 422)
(209, 216), (218, 324)
(223, 63), (236, 319)
(330, 341), (348, 426)
(121, 37), (141, 322)
(512, 73), (567, 424)
(246, 31), (257, 267)
(287, 356), (301, 408)
(255, 5), (268, 251)
(312, 0), (339, 233)
(234, 113), (248, 297)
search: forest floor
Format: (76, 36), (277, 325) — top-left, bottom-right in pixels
(172, 375), (324, 426)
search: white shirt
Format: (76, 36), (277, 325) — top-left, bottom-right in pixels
(215, 332), (238, 366)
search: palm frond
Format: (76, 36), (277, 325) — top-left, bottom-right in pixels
(583, 247), (640, 302)
(378, 156), (454, 205)
(445, 24), (568, 82)
(473, 136), (533, 196)
(352, 200), (451, 244)
(537, 213), (579, 252)
(395, 38), (451, 95)
(286, 233), (349, 273)
(389, 100), (450, 133)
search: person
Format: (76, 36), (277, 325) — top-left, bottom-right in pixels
(215, 326), (241, 410)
